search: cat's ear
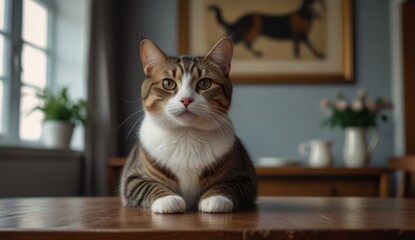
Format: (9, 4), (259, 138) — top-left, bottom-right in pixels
(140, 39), (168, 75)
(205, 37), (233, 75)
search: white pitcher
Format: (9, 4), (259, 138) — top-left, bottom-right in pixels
(343, 127), (379, 168)
(299, 140), (333, 167)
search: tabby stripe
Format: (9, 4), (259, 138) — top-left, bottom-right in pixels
(134, 183), (153, 203)
(227, 182), (240, 197)
(153, 188), (164, 199)
(127, 179), (147, 197)
(197, 67), (202, 78)
(230, 183), (244, 205)
(200, 150), (232, 179)
(142, 82), (158, 100)
(148, 185), (173, 201)
(172, 68), (177, 78)
(142, 148), (178, 182)
(177, 64), (184, 76)
(219, 83), (231, 100)
(124, 176), (140, 196)
(148, 186), (170, 201)
(127, 180), (145, 200)
(144, 184), (158, 198)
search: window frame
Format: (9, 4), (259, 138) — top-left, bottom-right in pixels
(0, 0), (55, 147)
(0, 0), (11, 135)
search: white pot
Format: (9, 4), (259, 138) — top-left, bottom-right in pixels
(299, 139), (333, 168)
(42, 120), (75, 149)
(343, 127), (379, 168)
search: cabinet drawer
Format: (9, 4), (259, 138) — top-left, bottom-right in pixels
(258, 176), (381, 197)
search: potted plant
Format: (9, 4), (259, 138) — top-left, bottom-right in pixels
(320, 89), (392, 167)
(31, 87), (87, 149)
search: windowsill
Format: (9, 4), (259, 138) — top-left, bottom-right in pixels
(0, 145), (83, 159)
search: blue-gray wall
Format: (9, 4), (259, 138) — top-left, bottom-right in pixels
(118, 0), (394, 166)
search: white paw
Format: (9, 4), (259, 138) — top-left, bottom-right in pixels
(151, 195), (186, 213)
(199, 195), (233, 213)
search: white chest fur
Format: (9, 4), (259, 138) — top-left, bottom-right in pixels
(140, 117), (235, 208)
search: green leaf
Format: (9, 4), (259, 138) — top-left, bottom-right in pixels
(29, 86), (88, 126)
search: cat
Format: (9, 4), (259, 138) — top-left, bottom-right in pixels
(120, 37), (257, 213)
(208, 0), (325, 58)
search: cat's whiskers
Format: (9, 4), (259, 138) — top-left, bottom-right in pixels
(121, 98), (142, 103)
(206, 107), (234, 129)
(118, 108), (145, 130)
(153, 111), (170, 127)
(196, 105), (232, 137)
(200, 111), (223, 136)
(125, 115), (144, 142)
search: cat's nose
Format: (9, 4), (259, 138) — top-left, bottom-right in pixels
(180, 97), (194, 108)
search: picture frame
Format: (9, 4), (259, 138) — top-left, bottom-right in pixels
(179, 0), (354, 84)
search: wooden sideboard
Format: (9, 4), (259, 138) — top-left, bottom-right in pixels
(256, 167), (390, 197)
(107, 158), (391, 197)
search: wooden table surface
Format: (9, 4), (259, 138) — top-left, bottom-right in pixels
(1, 197), (415, 240)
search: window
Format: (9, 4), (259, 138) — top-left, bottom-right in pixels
(0, 0), (53, 145)
(20, 0), (50, 141)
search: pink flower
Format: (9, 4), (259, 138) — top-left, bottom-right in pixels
(335, 100), (348, 111)
(366, 100), (378, 112)
(351, 99), (363, 111)
(320, 97), (330, 110)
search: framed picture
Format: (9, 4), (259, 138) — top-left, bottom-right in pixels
(179, 0), (354, 84)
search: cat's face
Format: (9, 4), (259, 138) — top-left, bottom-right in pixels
(140, 38), (233, 131)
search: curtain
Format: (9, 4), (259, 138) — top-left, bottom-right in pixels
(85, 0), (118, 196)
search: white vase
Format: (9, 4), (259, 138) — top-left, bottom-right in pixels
(299, 140), (333, 167)
(42, 120), (75, 149)
(343, 127), (379, 168)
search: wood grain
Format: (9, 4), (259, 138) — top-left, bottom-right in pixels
(402, 0), (415, 155)
(1, 197), (415, 240)
(390, 156), (415, 197)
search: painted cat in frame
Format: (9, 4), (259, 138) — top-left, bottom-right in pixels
(179, 0), (354, 83)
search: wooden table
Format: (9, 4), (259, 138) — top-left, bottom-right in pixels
(1, 197), (415, 240)
(108, 158), (392, 197)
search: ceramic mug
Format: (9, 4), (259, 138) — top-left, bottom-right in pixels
(299, 140), (333, 167)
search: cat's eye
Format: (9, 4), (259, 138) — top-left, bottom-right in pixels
(162, 79), (177, 90)
(197, 78), (212, 90)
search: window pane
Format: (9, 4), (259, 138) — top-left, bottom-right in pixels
(22, 0), (48, 48)
(21, 44), (47, 88)
(0, 35), (4, 76)
(0, 0), (5, 31)
(20, 86), (42, 141)
(0, 81), (3, 134)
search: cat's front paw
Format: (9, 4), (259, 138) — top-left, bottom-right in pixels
(151, 195), (186, 213)
(199, 195), (233, 213)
